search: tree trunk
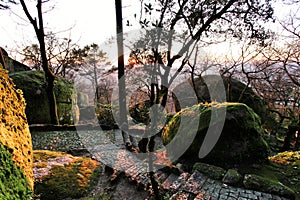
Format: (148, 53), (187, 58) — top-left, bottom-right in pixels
(36, 0), (59, 125)
(38, 35), (59, 125)
(46, 75), (59, 125)
(115, 0), (133, 148)
(20, 0), (59, 125)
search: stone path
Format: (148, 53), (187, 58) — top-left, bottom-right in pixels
(31, 129), (292, 199)
(91, 131), (290, 200)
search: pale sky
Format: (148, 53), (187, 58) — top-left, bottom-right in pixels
(0, 0), (140, 58)
(0, 0), (297, 60)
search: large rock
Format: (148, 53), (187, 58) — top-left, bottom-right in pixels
(172, 76), (267, 121)
(33, 150), (102, 200)
(1, 47), (31, 72)
(162, 102), (269, 167)
(0, 65), (33, 195)
(10, 70), (78, 125)
(243, 174), (296, 199)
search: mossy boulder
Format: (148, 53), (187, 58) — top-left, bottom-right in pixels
(193, 162), (226, 180)
(162, 102), (269, 167)
(9, 70), (77, 125)
(33, 150), (102, 200)
(243, 174), (296, 199)
(172, 76), (267, 121)
(0, 65), (34, 191)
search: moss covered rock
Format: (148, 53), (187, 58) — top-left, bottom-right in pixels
(0, 65), (34, 190)
(222, 169), (243, 186)
(33, 150), (102, 200)
(243, 174), (296, 199)
(162, 102), (269, 167)
(193, 162), (226, 180)
(9, 70), (77, 125)
(172, 76), (267, 121)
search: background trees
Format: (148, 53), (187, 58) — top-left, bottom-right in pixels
(21, 32), (84, 78)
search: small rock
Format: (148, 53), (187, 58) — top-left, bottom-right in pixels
(222, 169), (243, 186)
(193, 162), (226, 180)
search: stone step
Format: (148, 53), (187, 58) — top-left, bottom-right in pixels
(161, 173), (179, 190)
(169, 172), (190, 192)
(91, 142), (291, 200)
(182, 171), (207, 195)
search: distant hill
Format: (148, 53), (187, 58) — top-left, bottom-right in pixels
(0, 47), (30, 72)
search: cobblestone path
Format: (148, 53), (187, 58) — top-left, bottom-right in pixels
(91, 131), (289, 200)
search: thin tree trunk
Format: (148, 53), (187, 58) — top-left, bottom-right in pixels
(20, 0), (59, 125)
(115, 0), (132, 148)
(36, 1), (59, 125)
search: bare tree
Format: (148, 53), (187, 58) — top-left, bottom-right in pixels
(0, 0), (15, 9)
(115, 0), (138, 150)
(21, 32), (86, 78)
(20, 0), (59, 124)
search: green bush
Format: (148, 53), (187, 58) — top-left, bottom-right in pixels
(96, 104), (116, 128)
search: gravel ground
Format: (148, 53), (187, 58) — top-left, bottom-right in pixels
(31, 129), (115, 152)
(31, 129), (152, 200)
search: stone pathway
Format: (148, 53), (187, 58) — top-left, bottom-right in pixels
(31, 129), (291, 199)
(91, 131), (290, 200)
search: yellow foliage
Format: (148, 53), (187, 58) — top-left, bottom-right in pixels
(0, 65), (34, 190)
(269, 151), (300, 166)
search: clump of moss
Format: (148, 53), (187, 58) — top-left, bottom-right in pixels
(269, 151), (300, 167)
(0, 64), (34, 189)
(34, 150), (102, 200)
(0, 143), (32, 199)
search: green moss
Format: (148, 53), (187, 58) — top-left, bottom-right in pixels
(162, 102), (269, 166)
(0, 66), (34, 189)
(237, 160), (300, 199)
(222, 169), (243, 186)
(9, 71), (76, 125)
(96, 104), (116, 128)
(33, 150), (68, 162)
(0, 143), (32, 200)
(243, 174), (296, 199)
(34, 150), (102, 200)
(193, 162), (226, 180)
